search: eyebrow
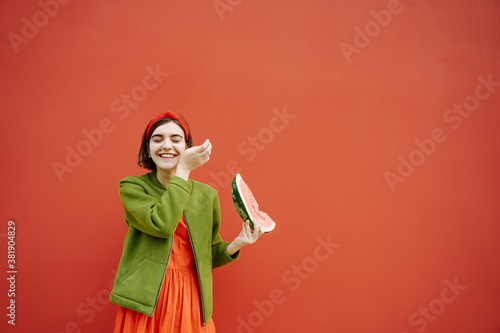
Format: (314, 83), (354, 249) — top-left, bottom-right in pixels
(151, 133), (183, 139)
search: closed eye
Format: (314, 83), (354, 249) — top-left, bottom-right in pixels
(151, 133), (183, 144)
(151, 134), (164, 143)
(170, 134), (183, 143)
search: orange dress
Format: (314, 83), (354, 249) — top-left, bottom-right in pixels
(113, 216), (216, 333)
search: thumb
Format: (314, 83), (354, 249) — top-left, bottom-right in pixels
(197, 139), (210, 151)
(187, 140), (207, 152)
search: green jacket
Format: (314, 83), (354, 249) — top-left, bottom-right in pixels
(109, 172), (239, 324)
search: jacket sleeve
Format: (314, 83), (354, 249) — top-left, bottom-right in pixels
(119, 176), (192, 238)
(211, 192), (240, 268)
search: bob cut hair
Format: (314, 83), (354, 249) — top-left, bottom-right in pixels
(137, 116), (192, 171)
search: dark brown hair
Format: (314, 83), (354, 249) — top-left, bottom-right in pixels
(138, 116), (193, 171)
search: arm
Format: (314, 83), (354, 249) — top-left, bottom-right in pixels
(119, 176), (192, 238)
(226, 220), (265, 256)
(211, 193), (240, 268)
(175, 139), (212, 182)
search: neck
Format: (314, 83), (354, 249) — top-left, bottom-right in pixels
(155, 168), (176, 188)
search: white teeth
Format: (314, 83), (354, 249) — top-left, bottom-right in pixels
(160, 154), (175, 158)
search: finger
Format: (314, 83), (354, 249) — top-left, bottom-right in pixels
(253, 222), (262, 239)
(244, 220), (252, 234)
(202, 144), (212, 157)
(256, 222), (265, 236)
(192, 140), (209, 153)
(249, 221), (259, 240)
(241, 221), (249, 240)
(247, 222), (255, 242)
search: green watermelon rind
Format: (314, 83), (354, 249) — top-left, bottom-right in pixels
(231, 173), (276, 232)
(231, 174), (255, 229)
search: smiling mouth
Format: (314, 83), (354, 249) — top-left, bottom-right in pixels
(159, 153), (176, 158)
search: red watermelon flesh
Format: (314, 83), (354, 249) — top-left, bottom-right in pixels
(231, 173), (276, 232)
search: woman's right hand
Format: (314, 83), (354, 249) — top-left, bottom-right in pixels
(176, 139), (212, 179)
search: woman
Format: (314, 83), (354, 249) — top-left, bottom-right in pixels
(110, 110), (265, 332)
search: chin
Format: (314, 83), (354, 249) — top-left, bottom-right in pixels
(156, 163), (178, 172)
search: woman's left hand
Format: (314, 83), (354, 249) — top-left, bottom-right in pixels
(226, 220), (266, 255)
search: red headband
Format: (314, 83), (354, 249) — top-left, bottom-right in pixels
(146, 110), (189, 141)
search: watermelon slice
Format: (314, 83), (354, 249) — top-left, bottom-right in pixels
(231, 173), (276, 232)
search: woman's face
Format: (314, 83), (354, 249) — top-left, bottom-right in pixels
(148, 122), (187, 172)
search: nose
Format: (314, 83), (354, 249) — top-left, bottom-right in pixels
(161, 139), (173, 150)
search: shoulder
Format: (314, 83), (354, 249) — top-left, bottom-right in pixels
(119, 172), (157, 189)
(120, 173), (148, 183)
(191, 179), (218, 198)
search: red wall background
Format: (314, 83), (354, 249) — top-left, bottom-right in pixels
(1, 0), (500, 332)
